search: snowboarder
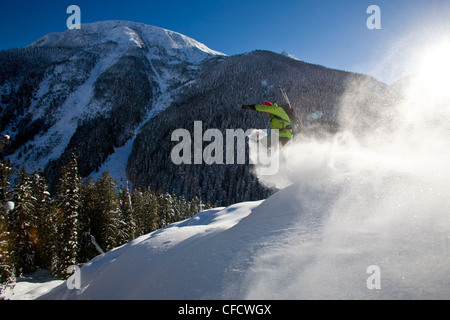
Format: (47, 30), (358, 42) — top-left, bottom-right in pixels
(242, 101), (295, 146)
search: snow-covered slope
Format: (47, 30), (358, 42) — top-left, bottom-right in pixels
(39, 184), (327, 300)
(40, 172), (450, 300)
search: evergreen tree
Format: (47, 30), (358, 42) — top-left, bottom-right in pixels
(78, 177), (99, 262)
(0, 206), (15, 288)
(0, 143), (14, 285)
(118, 182), (136, 245)
(158, 192), (175, 229)
(172, 192), (187, 221)
(189, 196), (203, 217)
(131, 188), (159, 235)
(30, 172), (55, 270)
(54, 150), (80, 278)
(0, 163), (12, 205)
(93, 171), (121, 252)
(146, 188), (160, 233)
(130, 188), (146, 237)
(10, 168), (37, 275)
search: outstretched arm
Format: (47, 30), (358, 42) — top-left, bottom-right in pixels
(242, 104), (280, 113)
(254, 104), (289, 121)
(242, 104), (289, 122)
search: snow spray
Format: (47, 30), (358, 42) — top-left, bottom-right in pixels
(246, 48), (450, 299)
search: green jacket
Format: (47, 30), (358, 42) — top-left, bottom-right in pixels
(255, 103), (293, 139)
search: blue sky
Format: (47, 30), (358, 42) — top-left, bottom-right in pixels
(1, 0), (450, 84)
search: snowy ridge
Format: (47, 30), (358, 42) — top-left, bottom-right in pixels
(32, 20), (226, 63)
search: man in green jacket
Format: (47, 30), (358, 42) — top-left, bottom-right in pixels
(242, 101), (293, 145)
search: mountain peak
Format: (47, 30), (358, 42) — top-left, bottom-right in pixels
(31, 20), (226, 63)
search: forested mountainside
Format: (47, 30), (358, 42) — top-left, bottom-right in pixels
(127, 50), (388, 205)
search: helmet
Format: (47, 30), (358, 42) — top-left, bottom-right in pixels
(264, 101), (273, 106)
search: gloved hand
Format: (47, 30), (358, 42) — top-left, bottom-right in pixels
(242, 104), (255, 110)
